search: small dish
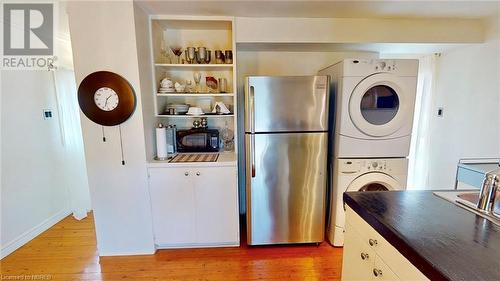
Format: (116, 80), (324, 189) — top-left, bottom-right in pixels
(186, 107), (204, 115)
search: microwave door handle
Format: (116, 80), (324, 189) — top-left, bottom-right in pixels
(251, 134), (256, 178)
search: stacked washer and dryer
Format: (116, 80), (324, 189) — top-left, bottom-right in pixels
(319, 59), (419, 246)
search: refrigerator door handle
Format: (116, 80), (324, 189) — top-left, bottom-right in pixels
(251, 134), (256, 177)
(248, 86), (255, 134)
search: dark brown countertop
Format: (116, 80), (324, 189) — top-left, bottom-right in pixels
(344, 191), (500, 281)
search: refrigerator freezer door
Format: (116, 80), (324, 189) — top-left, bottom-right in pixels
(245, 132), (327, 245)
(245, 76), (329, 133)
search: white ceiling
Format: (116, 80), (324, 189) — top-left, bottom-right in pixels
(136, 0), (500, 19)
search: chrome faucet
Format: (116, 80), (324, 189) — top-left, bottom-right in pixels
(477, 170), (500, 213)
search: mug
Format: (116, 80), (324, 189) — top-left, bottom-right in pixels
(215, 50), (225, 64)
(224, 50), (233, 64)
(206, 76), (218, 92)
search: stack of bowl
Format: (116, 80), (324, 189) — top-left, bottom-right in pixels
(165, 103), (189, 115)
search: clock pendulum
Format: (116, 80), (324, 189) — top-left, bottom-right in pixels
(77, 71), (137, 165)
(101, 126), (106, 142)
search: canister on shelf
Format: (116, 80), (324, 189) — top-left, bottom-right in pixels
(166, 125), (177, 155)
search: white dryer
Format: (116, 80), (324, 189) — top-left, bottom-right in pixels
(327, 158), (408, 246)
(319, 59), (418, 158)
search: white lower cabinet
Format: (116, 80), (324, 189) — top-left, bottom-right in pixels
(342, 206), (429, 281)
(148, 166), (239, 248)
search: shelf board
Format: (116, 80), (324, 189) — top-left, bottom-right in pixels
(155, 63), (233, 70)
(156, 114), (234, 118)
(157, 93), (234, 97)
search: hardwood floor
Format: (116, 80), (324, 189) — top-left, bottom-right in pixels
(1, 214), (343, 280)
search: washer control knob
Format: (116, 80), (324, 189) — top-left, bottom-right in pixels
(372, 162), (378, 168)
(377, 61), (386, 70)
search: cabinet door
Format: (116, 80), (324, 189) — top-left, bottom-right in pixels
(193, 166), (239, 244)
(342, 222), (375, 281)
(149, 168), (196, 245)
(373, 255), (401, 281)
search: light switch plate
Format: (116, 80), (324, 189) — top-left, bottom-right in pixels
(43, 109), (53, 120)
(437, 107), (444, 117)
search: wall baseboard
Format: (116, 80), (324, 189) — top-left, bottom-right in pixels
(1, 208), (71, 259)
(97, 250), (156, 257)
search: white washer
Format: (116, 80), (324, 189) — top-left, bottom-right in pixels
(319, 59), (418, 158)
(327, 158), (408, 246)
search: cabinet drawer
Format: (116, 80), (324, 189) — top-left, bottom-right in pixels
(373, 255), (400, 281)
(346, 206), (428, 281)
(342, 222), (375, 281)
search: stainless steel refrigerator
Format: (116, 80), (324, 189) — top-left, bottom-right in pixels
(245, 76), (329, 245)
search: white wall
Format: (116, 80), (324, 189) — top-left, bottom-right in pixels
(134, 2), (157, 162)
(426, 17), (500, 189)
(67, 0), (155, 255)
(236, 51), (379, 212)
(1, 3), (90, 258)
(1, 71), (71, 258)
(235, 17), (484, 44)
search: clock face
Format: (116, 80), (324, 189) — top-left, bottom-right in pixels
(94, 87), (119, 111)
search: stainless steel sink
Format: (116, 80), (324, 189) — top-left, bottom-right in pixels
(434, 191), (500, 226)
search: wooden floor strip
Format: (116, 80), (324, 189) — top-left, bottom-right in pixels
(0, 213), (343, 280)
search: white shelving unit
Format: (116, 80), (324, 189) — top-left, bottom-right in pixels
(156, 114), (235, 118)
(156, 93), (235, 97)
(149, 16), (238, 133)
(146, 16), (240, 249)
(148, 15), (238, 153)
(155, 63), (234, 69)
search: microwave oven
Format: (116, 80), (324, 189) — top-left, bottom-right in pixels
(176, 128), (219, 152)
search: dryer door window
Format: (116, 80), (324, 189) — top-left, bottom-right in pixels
(349, 73), (411, 137)
(360, 85), (399, 125)
(346, 172), (401, 192)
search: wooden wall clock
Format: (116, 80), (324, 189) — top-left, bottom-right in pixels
(78, 71), (137, 165)
(78, 71), (136, 126)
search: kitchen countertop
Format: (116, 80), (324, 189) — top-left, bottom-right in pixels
(344, 191), (500, 281)
(147, 151), (237, 168)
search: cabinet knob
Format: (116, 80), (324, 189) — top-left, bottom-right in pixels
(184, 172), (189, 176)
(373, 269), (383, 277)
(369, 238), (378, 246)
(360, 252), (369, 260)
(196, 172), (200, 176)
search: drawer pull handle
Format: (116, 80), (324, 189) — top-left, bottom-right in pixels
(196, 172), (201, 176)
(373, 269), (383, 277)
(360, 252), (369, 260)
(369, 238), (378, 246)
(184, 172), (189, 176)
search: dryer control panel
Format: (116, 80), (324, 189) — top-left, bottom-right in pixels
(342, 59), (419, 77)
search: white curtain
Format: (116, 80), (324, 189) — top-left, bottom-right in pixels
(52, 69), (92, 220)
(407, 55), (437, 190)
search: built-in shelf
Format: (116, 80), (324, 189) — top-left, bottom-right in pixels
(157, 93), (234, 97)
(150, 16), (238, 155)
(156, 114), (234, 118)
(155, 63), (233, 70)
